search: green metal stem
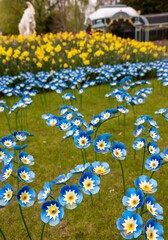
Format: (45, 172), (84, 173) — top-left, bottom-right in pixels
(18, 204), (32, 240)
(118, 160), (126, 194)
(40, 223), (46, 240)
(0, 228), (7, 240)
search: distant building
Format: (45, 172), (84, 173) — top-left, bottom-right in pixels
(85, 4), (168, 41)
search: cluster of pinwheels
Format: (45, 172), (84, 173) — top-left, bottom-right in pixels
(116, 115), (168, 239)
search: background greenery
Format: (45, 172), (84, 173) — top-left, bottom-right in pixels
(0, 0), (89, 35)
(0, 79), (168, 239)
(1, 0), (168, 35)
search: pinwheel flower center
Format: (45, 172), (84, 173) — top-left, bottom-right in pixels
(64, 190), (78, 205)
(16, 135), (23, 141)
(136, 142), (144, 149)
(50, 120), (57, 126)
(149, 160), (159, 169)
(149, 146), (155, 154)
(83, 177), (95, 191)
(146, 225), (159, 239)
(97, 140), (106, 150)
(147, 203), (157, 216)
(20, 191), (30, 204)
(4, 140), (12, 147)
(47, 204), (60, 220)
(127, 194), (140, 208)
(78, 137), (88, 146)
(104, 113), (110, 119)
(94, 166), (106, 175)
(21, 157), (29, 164)
(139, 181), (153, 193)
(122, 217), (137, 234)
(4, 169), (12, 178)
(150, 132), (155, 138)
(113, 148), (122, 158)
(4, 189), (13, 201)
(61, 123), (68, 130)
(74, 120), (81, 126)
(20, 171), (29, 180)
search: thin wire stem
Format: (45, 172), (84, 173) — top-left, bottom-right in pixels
(118, 160), (126, 194)
(18, 204), (32, 240)
(81, 149), (85, 164)
(0, 228), (7, 240)
(141, 147), (146, 175)
(4, 111), (12, 133)
(40, 223), (46, 240)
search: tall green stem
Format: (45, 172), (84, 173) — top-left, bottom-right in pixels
(81, 149), (85, 164)
(141, 147), (146, 175)
(123, 114), (126, 142)
(4, 111), (12, 133)
(18, 204), (32, 240)
(150, 171), (155, 179)
(118, 160), (126, 194)
(40, 223), (46, 240)
(0, 228), (7, 240)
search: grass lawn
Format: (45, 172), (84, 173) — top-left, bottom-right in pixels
(0, 79), (168, 240)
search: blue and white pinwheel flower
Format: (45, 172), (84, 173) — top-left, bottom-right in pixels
(111, 141), (127, 160)
(145, 154), (162, 172)
(59, 184), (83, 209)
(0, 163), (14, 181)
(148, 118), (159, 128)
(133, 125), (144, 137)
(62, 93), (76, 100)
(144, 219), (164, 240)
(41, 200), (64, 226)
(3, 151), (14, 165)
(74, 131), (92, 149)
(134, 116), (147, 126)
(17, 166), (35, 183)
(0, 148), (7, 163)
(160, 148), (168, 161)
(70, 163), (90, 174)
(90, 161), (110, 176)
(145, 196), (163, 220)
(147, 142), (160, 155)
(1, 136), (16, 149)
(79, 172), (100, 195)
(12, 131), (33, 141)
(52, 172), (72, 185)
(101, 108), (118, 120)
(13, 131), (27, 141)
(0, 184), (14, 207)
(46, 116), (59, 126)
(90, 114), (102, 127)
(132, 138), (146, 150)
(122, 188), (144, 211)
(18, 151), (34, 166)
(38, 182), (52, 204)
(117, 106), (129, 114)
(134, 175), (157, 194)
(116, 210), (143, 239)
(17, 186), (36, 207)
(58, 119), (71, 131)
(93, 134), (111, 154)
(149, 128), (160, 141)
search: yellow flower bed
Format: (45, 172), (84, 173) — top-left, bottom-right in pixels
(0, 32), (166, 75)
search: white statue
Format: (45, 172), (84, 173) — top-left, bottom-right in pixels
(18, 1), (36, 36)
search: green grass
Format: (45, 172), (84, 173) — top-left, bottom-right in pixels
(0, 79), (168, 240)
